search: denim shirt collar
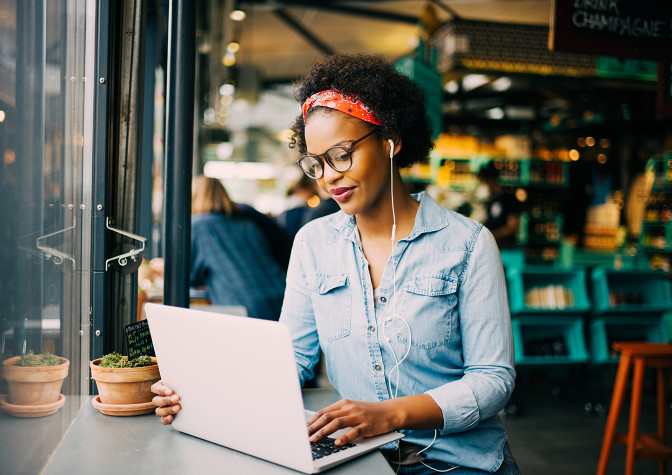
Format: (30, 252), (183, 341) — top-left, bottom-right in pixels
(326, 191), (449, 245)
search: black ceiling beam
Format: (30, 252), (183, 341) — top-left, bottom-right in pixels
(429, 0), (462, 21)
(245, 1), (418, 24)
(273, 8), (335, 55)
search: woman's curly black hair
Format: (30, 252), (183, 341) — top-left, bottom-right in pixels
(289, 54), (434, 168)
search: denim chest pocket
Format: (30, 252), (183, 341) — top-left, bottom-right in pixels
(305, 274), (352, 342)
(397, 274), (458, 350)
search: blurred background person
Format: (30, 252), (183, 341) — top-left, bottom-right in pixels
(275, 174), (320, 239)
(276, 174), (340, 240)
(190, 175), (286, 320)
(477, 161), (521, 248)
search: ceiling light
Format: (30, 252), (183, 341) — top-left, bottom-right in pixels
(444, 80), (459, 94)
(226, 41), (240, 53)
(230, 10), (246, 21)
(462, 74), (490, 91)
(219, 83), (235, 96)
(223, 51), (236, 67)
(492, 77), (512, 92)
(0, 110), (6, 122)
(203, 108), (216, 125)
(486, 107), (505, 120)
(204, 161), (276, 180)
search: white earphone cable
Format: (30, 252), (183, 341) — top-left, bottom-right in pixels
(385, 140), (410, 400)
(385, 140), (460, 473)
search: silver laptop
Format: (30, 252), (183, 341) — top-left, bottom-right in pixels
(145, 303), (403, 474)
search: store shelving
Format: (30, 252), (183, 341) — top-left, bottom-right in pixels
(513, 316), (589, 365)
(506, 266), (590, 315)
(506, 265), (591, 365)
(589, 317), (668, 364)
(591, 267), (672, 316)
(588, 267), (671, 364)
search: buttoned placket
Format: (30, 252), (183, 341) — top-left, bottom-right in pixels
(349, 226), (413, 402)
(348, 227), (390, 400)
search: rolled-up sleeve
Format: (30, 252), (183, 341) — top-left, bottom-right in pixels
(425, 226), (516, 433)
(279, 230), (322, 387)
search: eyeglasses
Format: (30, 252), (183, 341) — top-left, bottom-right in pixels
(297, 130), (376, 179)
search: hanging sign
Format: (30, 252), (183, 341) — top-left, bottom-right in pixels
(549, 0), (672, 61)
(658, 62), (672, 118)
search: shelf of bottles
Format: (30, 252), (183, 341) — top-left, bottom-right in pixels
(638, 155), (672, 271)
(402, 158), (569, 189)
(518, 196), (564, 262)
(528, 161), (568, 188)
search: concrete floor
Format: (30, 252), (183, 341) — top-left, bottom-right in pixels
(503, 365), (670, 475)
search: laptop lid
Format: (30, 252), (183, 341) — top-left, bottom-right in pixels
(145, 304), (402, 474)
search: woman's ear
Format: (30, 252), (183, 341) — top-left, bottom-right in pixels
(386, 137), (401, 159)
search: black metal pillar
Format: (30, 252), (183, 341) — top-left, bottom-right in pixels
(163, 0), (195, 308)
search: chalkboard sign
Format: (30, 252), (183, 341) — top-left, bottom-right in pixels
(549, 0), (672, 61)
(658, 62), (672, 118)
(124, 320), (155, 360)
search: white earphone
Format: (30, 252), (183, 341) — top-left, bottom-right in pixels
(383, 136), (459, 472)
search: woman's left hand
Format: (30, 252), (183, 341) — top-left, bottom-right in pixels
(307, 398), (402, 446)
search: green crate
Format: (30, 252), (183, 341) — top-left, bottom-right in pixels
(589, 316), (668, 364)
(591, 267), (672, 316)
(506, 265), (591, 315)
(512, 316), (588, 365)
(499, 249), (525, 270)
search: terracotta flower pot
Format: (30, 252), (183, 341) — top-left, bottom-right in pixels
(2, 356), (70, 406)
(90, 357), (160, 406)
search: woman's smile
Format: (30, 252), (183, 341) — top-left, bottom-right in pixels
(330, 186), (355, 201)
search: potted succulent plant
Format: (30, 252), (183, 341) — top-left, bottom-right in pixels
(90, 352), (159, 416)
(1, 351), (70, 417)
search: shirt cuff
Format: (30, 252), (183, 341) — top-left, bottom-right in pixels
(425, 380), (480, 433)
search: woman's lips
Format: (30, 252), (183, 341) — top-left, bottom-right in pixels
(330, 187), (354, 202)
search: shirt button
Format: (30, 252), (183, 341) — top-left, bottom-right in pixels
(380, 296), (387, 303)
(374, 364), (381, 371)
(368, 325), (375, 333)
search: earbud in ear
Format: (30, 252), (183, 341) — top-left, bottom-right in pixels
(388, 139), (394, 159)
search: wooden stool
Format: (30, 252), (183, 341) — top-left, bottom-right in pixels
(597, 342), (672, 475)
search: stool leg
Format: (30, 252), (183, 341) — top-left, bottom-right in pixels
(598, 354), (632, 475)
(626, 357), (645, 475)
(657, 368), (666, 475)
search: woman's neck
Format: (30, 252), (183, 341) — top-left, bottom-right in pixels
(355, 178), (419, 243)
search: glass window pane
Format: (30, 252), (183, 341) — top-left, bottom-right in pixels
(1, 0), (93, 472)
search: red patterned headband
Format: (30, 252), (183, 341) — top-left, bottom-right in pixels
(302, 90), (382, 125)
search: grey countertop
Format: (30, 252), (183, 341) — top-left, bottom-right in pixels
(0, 389), (393, 475)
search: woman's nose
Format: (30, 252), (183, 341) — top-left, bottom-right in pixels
(321, 163), (343, 183)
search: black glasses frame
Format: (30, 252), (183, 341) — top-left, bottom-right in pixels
(296, 129), (377, 179)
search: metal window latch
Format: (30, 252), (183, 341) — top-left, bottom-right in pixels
(105, 217), (147, 272)
(36, 214), (77, 266)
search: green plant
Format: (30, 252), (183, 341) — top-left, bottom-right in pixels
(99, 352), (154, 368)
(14, 350), (62, 367)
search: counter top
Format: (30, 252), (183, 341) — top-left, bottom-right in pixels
(7, 389), (393, 475)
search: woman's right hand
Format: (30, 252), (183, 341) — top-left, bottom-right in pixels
(151, 380), (181, 425)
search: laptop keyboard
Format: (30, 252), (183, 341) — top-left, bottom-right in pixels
(311, 437), (357, 460)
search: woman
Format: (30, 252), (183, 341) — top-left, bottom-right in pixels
(190, 175), (286, 320)
(154, 55), (518, 474)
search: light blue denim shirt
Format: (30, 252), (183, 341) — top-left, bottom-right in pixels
(279, 191), (516, 472)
